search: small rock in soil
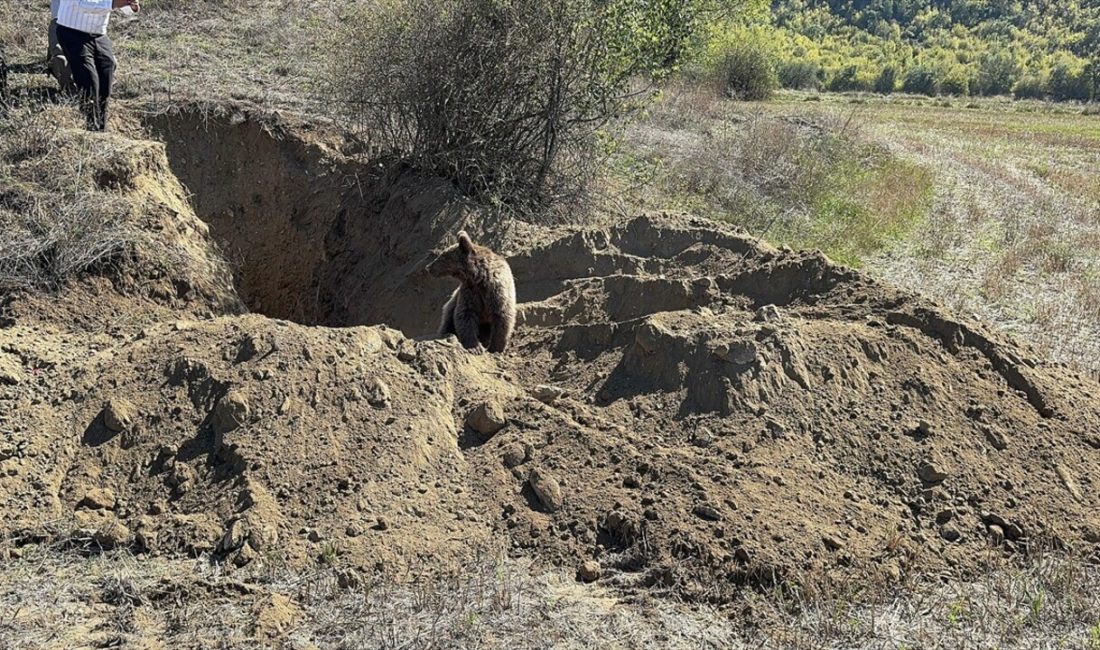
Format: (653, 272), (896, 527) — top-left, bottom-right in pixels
(501, 443), (527, 468)
(85, 517), (130, 550)
(529, 468), (563, 512)
(466, 401), (507, 435)
(0, 356), (24, 385)
(691, 428), (715, 447)
(577, 560), (601, 583)
(102, 398), (136, 432)
(984, 512), (1024, 540)
(530, 385), (565, 404)
(366, 377), (391, 409)
(212, 391), (251, 435)
(693, 505), (721, 521)
(755, 305), (783, 323)
(79, 488), (117, 510)
(983, 425), (1008, 450)
(918, 461), (949, 484)
(940, 526), (961, 542)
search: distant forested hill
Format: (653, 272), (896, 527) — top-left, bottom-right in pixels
(766, 0), (1099, 99)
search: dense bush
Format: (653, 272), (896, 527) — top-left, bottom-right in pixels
(874, 66), (897, 94)
(1049, 63), (1091, 101)
(328, 0), (759, 205)
(974, 50), (1020, 96)
(1012, 75), (1046, 100)
(827, 64), (873, 92)
(902, 66), (940, 95)
(717, 40), (779, 100)
(779, 60), (823, 90)
(939, 67), (971, 96)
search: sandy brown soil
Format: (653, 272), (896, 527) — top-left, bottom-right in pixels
(2, 107), (1098, 615)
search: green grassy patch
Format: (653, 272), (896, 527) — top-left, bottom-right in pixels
(611, 97), (933, 267)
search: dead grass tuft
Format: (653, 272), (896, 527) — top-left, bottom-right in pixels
(0, 103), (147, 291)
(1, 543), (1098, 649)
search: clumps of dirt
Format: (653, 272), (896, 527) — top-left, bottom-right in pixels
(1, 314), (524, 573)
(493, 215), (1100, 601)
(1, 109), (1098, 607)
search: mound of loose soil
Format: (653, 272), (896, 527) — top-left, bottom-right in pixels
(2, 108), (1098, 605)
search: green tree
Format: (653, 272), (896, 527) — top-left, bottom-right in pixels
(1049, 63), (1090, 101)
(1012, 75), (1046, 99)
(779, 60), (824, 89)
(902, 65), (940, 95)
(975, 49), (1021, 96)
(828, 64), (872, 92)
(874, 65), (898, 93)
(940, 66), (971, 96)
(719, 39), (779, 100)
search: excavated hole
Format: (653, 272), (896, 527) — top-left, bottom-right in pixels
(141, 107), (858, 352)
(143, 108), (464, 336)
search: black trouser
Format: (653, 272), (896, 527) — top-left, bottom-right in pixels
(55, 23), (115, 131)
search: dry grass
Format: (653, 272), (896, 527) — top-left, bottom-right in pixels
(1, 543), (1098, 649)
(0, 545), (742, 649)
(606, 83), (933, 267)
(829, 93), (1100, 375)
(0, 102), (142, 291)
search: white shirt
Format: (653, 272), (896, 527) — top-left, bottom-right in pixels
(51, 0), (61, 18)
(56, 0), (114, 36)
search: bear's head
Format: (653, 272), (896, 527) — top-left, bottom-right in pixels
(427, 231), (483, 282)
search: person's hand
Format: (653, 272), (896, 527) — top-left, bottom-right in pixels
(112, 0), (139, 11)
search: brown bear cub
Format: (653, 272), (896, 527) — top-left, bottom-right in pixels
(426, 231), (516, 353)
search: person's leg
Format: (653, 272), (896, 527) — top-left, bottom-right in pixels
(47, 19), (58, 65)
(56, 24), (99, 129)
(91, 34), (115, 131)
(48, 20), (76, 95)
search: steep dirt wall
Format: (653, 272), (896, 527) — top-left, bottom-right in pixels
(142, 107), (469, 335)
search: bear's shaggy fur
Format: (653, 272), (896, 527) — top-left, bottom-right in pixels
(426, 231), (516, 353)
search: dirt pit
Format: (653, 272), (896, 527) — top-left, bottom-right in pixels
(142, 106), (483, 333)
(1, 106), (1099, 605)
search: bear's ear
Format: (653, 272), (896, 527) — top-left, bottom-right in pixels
(457, 231), (473, 253)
